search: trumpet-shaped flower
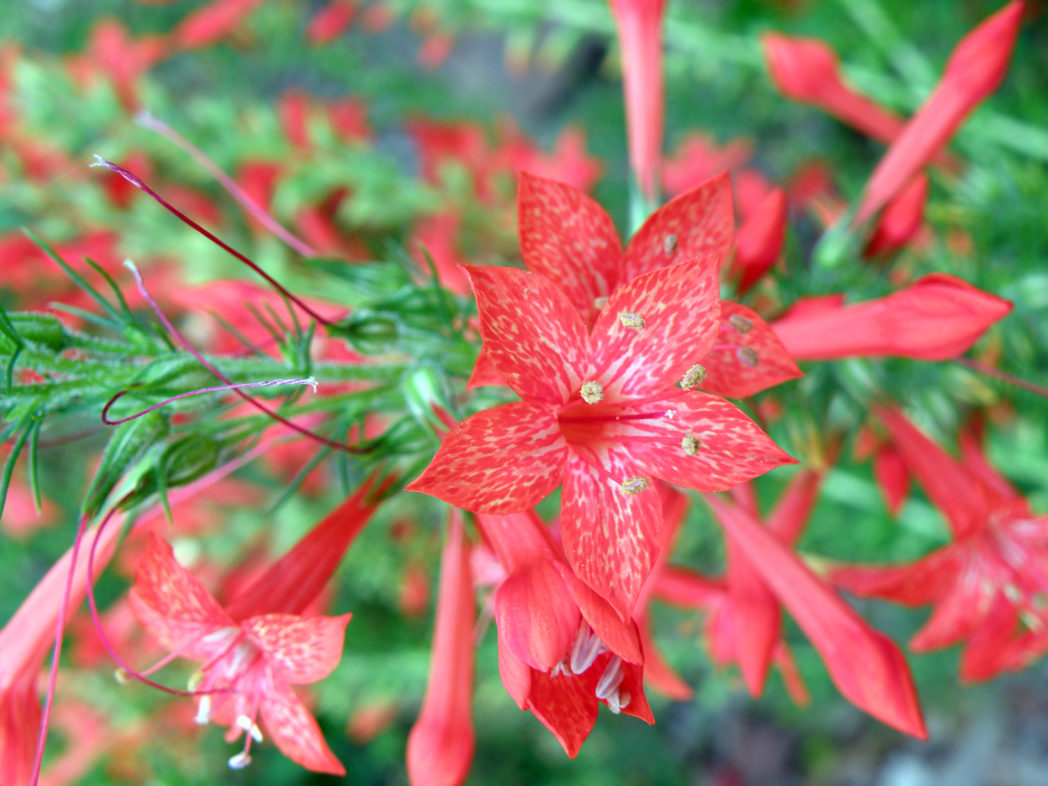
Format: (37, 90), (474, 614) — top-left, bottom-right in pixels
(771, 274), (1011, 361)
(855, 1), (1024, 221)
(409, 181), (794, 615)
(476, 509), (650, 755)
(833, 409), (1048, 681)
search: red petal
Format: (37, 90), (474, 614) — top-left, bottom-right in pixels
(306, 0), (356, 45)
(708, 495), (928, 739)
(959, 427), (1026, 508)
(855, 2), (1024, 221)
(517, 173), (622, 325)
(909, 577), (987, 653)
(465, 345), (505, 390)
(561, 450), (663, 617)
(243, 613), (351, 684)
(725, 537), (780, 698)
(772, 274), (1011, 361)
(637, 614), (693, 701)
(495, 561), (580, 671)
(174, 0), (265, 49)
(878, 407), (988, 538)
(128, 533), (233, 658)
(874, 446), (910, 517)
(407, 402), (567, 513)
(766, 469), (824, 546)
(467, 266), (591, 405)
(591, 257), (721, 399)
(614, 656), (655, 723)
(730, 187), (788, 294)
(762, 34), (906, 144)
(864, 174), (928, 258)
(557, 563), (644, 663)
(520, 665), (599, 758)
(621, 172), (734, 281)
(654, 566), (726, 608)
(622, 392), (795, 491)
(699, 302), (802, 399)
(261, 685), (345, 774)
(831, 548), (961, 608)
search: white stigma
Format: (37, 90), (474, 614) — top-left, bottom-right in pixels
(194, 696), (212, 726)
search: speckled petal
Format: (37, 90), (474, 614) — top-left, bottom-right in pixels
(699, 301), (801, 399)
(407, 401), (567, 513)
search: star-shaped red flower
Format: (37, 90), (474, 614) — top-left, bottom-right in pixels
(409, 177), (794, 616)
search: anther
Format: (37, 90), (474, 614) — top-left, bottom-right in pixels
(681, 364), (707, 390)
(236, 715), (264, 743)
(595, 656), (625, 701)
(618, 311), (646, 331)
(580, 381), (604, 404)
(682, 433), (701, 456)
(113, 668), (129, 684)
(618, 477), (649, 495)
(1003, 583), (1022, 604)
(570, 624), (606, 674)
(736, 347), (759, 367)
(607, 690), (631, 714)
(664, 234), (678, 256)
(228, 752), (252, 769)
(728, 314), (754, 334)
(593, 296), (609, 310)
(194, 696), (212, 726)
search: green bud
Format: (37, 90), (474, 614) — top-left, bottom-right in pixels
(83, 411), (169, 517)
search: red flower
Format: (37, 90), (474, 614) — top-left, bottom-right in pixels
(128, 480), (385, 772)
(864, 174), (929, 258)
(608, 0), (667, 199)
(475, 509), (650, 755)
(306, 0), (357, 45)
(705, 490), (927, 738)
(407, 513), (475, 786)
(771, 273), (1011, 360)
(409, 176), (794, 616)
(173, 0), (266, 50)
(855, 1), (1024, 222)
(763, 33), (908, 145)
(834, 409), (1048, 682)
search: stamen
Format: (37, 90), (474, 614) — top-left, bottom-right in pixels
(595, 656), (625, 700)
(680, 364), (707, 390)
(580, 381), (604, 405)
(594, 296), (609, 310)
(682, 433), (701, 456)
(736, 347), (759, 367)
(728, 314), (754, 334)
(228, 752), (252, 769)
(618, 477), (649, 496)
(1003, 584), (1022, 604)
(236, 715), (264, 743)
(606, 689), (631, 714)
(195, 696), (213, 725)
(569, 623), (606, 674)
(664, 234), (678, 256)
(113, 668), (129, 684)
(618, 311), (646, 331)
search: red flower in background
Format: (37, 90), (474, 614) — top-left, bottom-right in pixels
(771, 274), (1011, 361)
(409, 176), (793, 616)
(607, 0), (666, 199)
(705, 490), (927, 738)
(855, 1), (1024, 221)
(834, 409), (1048, 682)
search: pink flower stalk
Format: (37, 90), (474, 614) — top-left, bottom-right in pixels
(771, 273), (1011, 360)
(834, 409), (1048, 682)
(608, 0), (667, 200)
(855, 1), (1025, 222)
(128, 476), (387, 772)
(705, 492), (928, 738)
(475, 509), (650, 755)
(762, 33), (909, 145)
(864, 174), (929, 258)
(406, 513), (475, 786)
